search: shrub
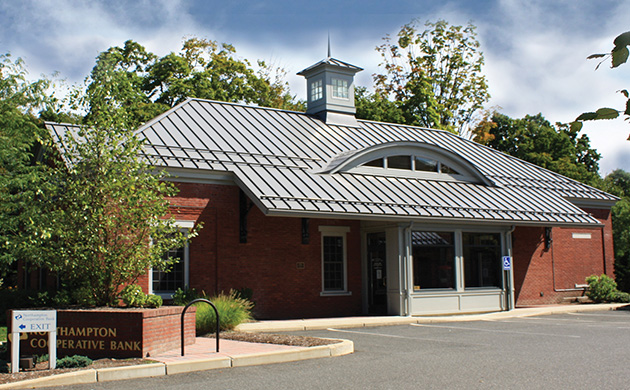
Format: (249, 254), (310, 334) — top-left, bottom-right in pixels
(172, 287), (202, 306)
(144, 294), (163, 308)
(586, 274), (628, 303)
(56, 355), (93, 369)
(194, 290), (253, 335)
(614, 291), (630, 303)
(120, 284), (147, 307)
(0, 359), (7, 373)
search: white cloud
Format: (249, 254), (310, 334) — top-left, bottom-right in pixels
(2, 0), (628, 173)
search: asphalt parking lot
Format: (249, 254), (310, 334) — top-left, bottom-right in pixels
(41, 310), (630, 390)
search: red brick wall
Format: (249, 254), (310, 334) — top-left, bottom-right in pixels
(156, 182), (363, 319)
(513, 207), (614, 306)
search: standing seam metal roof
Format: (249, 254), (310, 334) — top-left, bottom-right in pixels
(47, 98), (617, 226)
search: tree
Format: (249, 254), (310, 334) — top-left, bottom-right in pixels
(86, 38), (304, 126)
(355, 86), (407, 124)
(373, 19), (490, 134)
(572, 31), (630, 140)
(472, 112), (601, 185)
(602, 170), (630, 293)
(0, 52), (198, 306)
(0, 54), (56, 286)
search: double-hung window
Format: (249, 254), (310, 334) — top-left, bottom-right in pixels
(319, 226), (351, 295)
(151, 221), (194, 298)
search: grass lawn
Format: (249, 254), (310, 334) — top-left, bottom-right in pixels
(0, 326), (6, 342)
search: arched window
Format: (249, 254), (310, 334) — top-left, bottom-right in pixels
(319, 142), (491, 185)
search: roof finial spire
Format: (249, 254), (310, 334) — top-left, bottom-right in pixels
(327, 32), (331, 58)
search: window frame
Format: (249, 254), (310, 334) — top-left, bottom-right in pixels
(310, 79), (323, 102)
(149, 220), (194, 299)
(410, 227), (506, 293)
(319, 226), (352, 296)
(331, 78), (349, 99)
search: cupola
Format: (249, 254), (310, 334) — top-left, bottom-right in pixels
(297, 51), (363, 127)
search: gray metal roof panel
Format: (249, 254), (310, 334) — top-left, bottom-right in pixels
(46, 99), (615, 226)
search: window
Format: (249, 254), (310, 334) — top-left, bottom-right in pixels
(360, 155), (460, 175)
(152, 245), (186, 293)
(151, 222), (193, 297)
(364, 158), (384, 168)
(310, 79), (323, 101)
(332, 78), (349, 99)
(463, 232), (502, 288)
(412, 231), (455, 290)
(388, 155), (412, 170)
(414, 157), (438, 172)
(319, 226), (350, 294)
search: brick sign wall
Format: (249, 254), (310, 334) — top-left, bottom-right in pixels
(8, 306), (196, 359)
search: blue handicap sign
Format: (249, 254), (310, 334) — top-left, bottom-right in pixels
(502, 256), (512, 271)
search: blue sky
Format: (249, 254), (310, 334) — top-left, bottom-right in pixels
(2, 0), (629, 173)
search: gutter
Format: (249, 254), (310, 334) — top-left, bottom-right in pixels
(403, 222), (414, 317)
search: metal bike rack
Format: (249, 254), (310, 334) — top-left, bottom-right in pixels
(181, 298), (220, 355)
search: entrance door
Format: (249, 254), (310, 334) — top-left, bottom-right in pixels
(367, 232), (387, 314)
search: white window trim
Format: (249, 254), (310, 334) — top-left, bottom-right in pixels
(149, 220), (194, 298)
(331, 78), (349, 100)
(409, 226), (507, 294)
(319, 226), (352, 296)
(310, 79), (323, 102)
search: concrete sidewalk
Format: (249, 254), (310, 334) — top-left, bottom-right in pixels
(3, 303), (625, 389)
(236, 303), (628, 332)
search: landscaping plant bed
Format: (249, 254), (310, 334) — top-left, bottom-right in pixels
(210, 331), (341, 347)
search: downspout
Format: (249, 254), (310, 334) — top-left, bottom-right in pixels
(403, 222), (414, 317)
(506, 226), (516, 310)
(601, 226), (607, 275)
(215, 207), (219, 295)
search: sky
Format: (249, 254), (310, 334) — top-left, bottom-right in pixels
(1, 0), (629, 174)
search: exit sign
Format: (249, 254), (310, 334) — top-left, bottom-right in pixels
(12, 310), (56, 333)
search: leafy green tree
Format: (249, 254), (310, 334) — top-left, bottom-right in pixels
(602, 170), (630, 293)
(473, 112), (601, 185)
(572, 31), (630, 140)
(355, 86), (406, 124)
(86, 38), (304, 126)
(373, 19), (490, 134)
(0, 54), (56, 285)
(38, 59), (199, 306)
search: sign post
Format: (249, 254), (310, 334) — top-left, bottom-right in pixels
(10, 310), (57, 373)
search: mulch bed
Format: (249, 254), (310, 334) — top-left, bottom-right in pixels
(0, 332), (339, 385)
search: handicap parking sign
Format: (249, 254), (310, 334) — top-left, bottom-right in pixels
(502, 256), (512, 271)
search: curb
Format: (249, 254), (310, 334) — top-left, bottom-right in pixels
(1, 339), (354, 389)
(235, 303), (627, 332)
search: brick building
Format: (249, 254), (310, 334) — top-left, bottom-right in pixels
(47, 56), (617, 318)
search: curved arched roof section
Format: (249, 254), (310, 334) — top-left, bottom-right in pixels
(318, 141), (494, 186)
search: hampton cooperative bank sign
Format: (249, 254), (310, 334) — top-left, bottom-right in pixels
(23, 326), (140, 353)
(10, 310), (146, 359)
(9, 307), (193, 359)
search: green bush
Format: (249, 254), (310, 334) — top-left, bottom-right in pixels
(614, 291), (630, 303)
(193, 290), (253, 335)
(0, 359), (8, 373)
(120, 284), (147, 307)
(172, 287), (202, 306)
(145, 294), (163, 308)
(586, 274), (628, 303)
(56, 355), (93, 368)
